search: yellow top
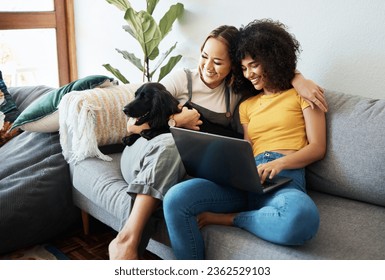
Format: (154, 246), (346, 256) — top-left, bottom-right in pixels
(239, 88), (310, 156)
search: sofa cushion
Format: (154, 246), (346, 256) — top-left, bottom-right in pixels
(11, 75), (115, 133)
(59, 84), (138, 164)
(69, 153), (131, 230)
(10, 85), (54, 111)
(0, 131), (79, 254)
(306, 90), (385, 207)
(148, 190), (385, 260)
(70, 151), (171, 255)
(202, 192), (385, 260)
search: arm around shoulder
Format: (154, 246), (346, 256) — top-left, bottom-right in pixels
(292, 72), (328, 112)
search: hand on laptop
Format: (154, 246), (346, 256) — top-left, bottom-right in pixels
(257, 160), (284, 183)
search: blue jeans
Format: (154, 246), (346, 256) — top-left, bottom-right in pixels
(163, 151), (320, 260)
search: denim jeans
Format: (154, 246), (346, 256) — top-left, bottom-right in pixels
(163, 151), (320, 260)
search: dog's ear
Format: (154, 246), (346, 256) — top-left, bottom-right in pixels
(149, 89), (168, 128)
(149, 88), (180, 128)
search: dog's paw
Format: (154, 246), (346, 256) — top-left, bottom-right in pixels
(122, 134), (140, 146)
(141, 127), (170, 141)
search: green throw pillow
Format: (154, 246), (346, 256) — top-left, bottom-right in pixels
(11, 75), (115, 132)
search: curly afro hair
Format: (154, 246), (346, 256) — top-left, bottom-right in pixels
(234, 19), (301, 94)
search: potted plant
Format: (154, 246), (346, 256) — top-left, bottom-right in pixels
(104, 0), (184, 83)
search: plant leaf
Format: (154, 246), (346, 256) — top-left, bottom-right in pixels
(122, 24), (136, 39)
(124, 8), (161, 60)
(116, 48), (144, 72)
(146, 0), (159, 15)
(150, 42), (178, 76)
(157, 55), (182, 81)
(102, 63), (130, 84)
(105, 0), (131, 11)
(159, 3), (184, 40)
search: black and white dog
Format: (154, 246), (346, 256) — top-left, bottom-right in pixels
(122, 82), (182, 146)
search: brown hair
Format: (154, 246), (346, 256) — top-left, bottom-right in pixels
(200, 25), (239, 87)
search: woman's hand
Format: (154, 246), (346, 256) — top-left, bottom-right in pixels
(292, 73), (328, 112)
(257, 160), (284, 183)
(126, 117), (150, 135)
(298, 79), (328, 112)
(173, 107), (203, 130)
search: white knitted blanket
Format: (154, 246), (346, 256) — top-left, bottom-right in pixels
(58, 84), (137, 164)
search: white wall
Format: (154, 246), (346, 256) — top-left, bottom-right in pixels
(74, 0), (385, 99)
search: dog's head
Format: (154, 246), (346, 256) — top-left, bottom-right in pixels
(122, 82), (181, 145)
(123, 82), (181, 128)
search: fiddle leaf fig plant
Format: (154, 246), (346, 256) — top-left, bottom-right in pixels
(104, 0), (184, 83)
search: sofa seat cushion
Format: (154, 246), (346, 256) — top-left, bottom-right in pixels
(147, 190), (385, 260)
(69, 153), (131, 231)
(196, 190), (385, 259)
(70, 153), (385, 260)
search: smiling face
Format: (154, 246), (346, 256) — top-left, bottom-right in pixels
(198, 38), (232, 89)
(240, 55), (266, 91)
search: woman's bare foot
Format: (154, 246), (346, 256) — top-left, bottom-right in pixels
(108, 235), (139, 260)
(197, 212), (237, 229)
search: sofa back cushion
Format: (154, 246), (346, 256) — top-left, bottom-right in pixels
(306, 90), (385, 207)
(9, 85), (54, 111)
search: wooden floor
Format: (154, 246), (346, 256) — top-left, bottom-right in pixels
(1, 217), (161, 260)
(50, 219), (115, 260)
(50, 218), (161, 260)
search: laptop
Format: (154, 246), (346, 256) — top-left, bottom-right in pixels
(170, 126), (292, 194)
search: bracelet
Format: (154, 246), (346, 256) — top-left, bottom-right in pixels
(168, 115), (176, 127)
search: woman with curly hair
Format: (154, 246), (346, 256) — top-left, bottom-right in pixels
(163, 19), (326, 259)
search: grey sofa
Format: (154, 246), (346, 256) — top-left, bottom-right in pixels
(70, 89), (385, 260)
